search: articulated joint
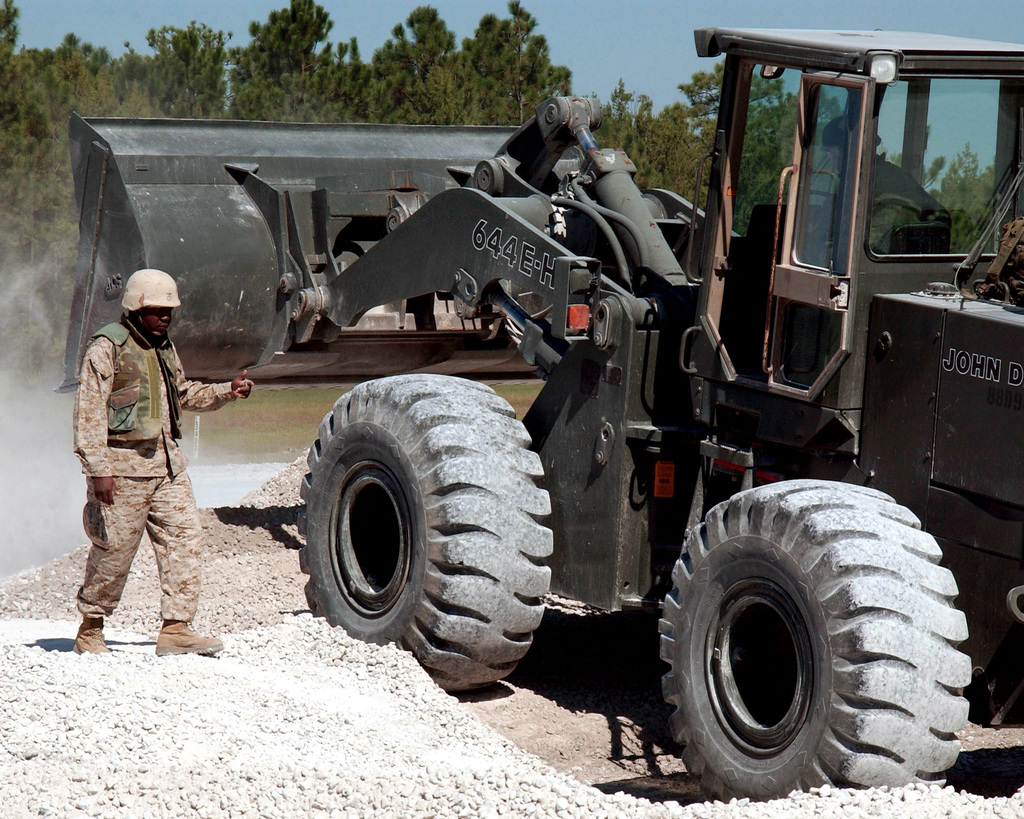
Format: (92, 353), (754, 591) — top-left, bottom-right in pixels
(593, 293), (660, 351)
(291, 285), (330, 322)
(386, 190), (428, 233)
(290, 284), (332, 344)
(536, 96), (604, 154)
(452, 268), (480, 306)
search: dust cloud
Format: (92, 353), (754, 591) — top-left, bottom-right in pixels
(0, 373), (85, 578)
(0, 260), (87, 579)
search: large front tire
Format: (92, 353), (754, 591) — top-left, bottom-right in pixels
(300, 375), (552, 691)
(659, 480), (970, 799)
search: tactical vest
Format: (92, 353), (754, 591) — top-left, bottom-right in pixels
(93, 323), (167, 444)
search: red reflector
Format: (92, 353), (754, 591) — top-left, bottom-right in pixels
(653, 461), (675, 498)
(567, 304), (590, 332)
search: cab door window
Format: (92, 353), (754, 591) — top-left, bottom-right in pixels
(793, 85), (861, 273)
(731, 70), (801, 236)
(768, 75), (867, 395)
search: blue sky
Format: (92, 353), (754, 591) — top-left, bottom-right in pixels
(13, 1), (1024, 111)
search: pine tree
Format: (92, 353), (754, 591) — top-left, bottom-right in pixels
(309, 37), (372, 122)
(0, 4), (108, 369)
(146, 22), (228, 117)
(462, 2), (570, 125)
(228, 0), (334, 120)
(370, 6), (465, 124)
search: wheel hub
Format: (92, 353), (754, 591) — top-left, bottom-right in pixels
(329, 462), (411, 616)
(706, 578), (814, 755)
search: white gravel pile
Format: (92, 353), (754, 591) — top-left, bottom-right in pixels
(3, 460), (1024, 817)
(1, 615), (687, 819)
(0, 616), (1021, 819)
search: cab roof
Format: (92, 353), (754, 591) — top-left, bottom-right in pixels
(694, 28), (1024, 74)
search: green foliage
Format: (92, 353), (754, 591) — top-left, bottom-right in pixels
(678, 61), (724, 142)
(369, 6), (462, 124)
(0, 5), (101, 370)
(1, 27), (115, 274)
(229, 0), (334, 119)
(598, 66), (724, 206)
(313, 38), (373, 122)
(923, 155), (947, 190)
(147, 22), (228, 117)
(461, 1), (570, 125)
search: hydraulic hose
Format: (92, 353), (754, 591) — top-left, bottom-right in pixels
(550, 196), (633, 292)
(569, 177), (653, 270)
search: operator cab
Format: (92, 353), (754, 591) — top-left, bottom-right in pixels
(689, 29), (1024, 408)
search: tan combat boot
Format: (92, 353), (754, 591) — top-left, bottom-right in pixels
(74, 617), (110, 655)
(156, 620), (224, 657)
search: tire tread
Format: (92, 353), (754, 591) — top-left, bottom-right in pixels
(301, 374), (551, 691)
(659, 479), (970, 800)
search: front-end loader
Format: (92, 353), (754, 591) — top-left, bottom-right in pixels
(63, 28), (1024, 799)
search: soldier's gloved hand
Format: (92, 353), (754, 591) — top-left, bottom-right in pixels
(231, 369), (254, 399)
(93, 476), (116, 506)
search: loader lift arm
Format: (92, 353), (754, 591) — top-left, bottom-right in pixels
(322, 186), (600, 373)
(290, 94), (690, 375)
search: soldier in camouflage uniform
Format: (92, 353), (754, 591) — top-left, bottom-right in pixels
(73, 269), (254, 656)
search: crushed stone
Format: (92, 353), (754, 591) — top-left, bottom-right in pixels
(2, 458), (1023, 817)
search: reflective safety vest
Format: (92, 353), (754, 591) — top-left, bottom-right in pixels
(93, 322), (171, 444)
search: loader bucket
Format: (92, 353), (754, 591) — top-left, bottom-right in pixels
(62, 114), (518, 390)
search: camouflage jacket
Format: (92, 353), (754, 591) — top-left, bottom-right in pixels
(74, 336), (237, 478)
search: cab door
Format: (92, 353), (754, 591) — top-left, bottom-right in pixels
(766, 72), (870, 398)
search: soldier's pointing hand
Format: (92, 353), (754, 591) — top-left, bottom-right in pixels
(231, 369), (254, 399)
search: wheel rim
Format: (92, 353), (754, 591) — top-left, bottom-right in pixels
(705, 578), (814, 755)
(329, 462), (412, 616)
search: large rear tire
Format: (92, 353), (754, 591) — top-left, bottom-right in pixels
(659, 480), (970, 799)
(300, 375), (552, 691)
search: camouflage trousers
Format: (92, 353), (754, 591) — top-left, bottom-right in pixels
(77, 471), (202, 621)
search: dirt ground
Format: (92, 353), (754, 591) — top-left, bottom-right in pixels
(465, 600), (1024, 803)
(3, 464), (1024, 805)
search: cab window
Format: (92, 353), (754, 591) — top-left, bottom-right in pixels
(793, 84), (861, 273)
(870, 78), (1024, 255)
(731, 68), (801, 236)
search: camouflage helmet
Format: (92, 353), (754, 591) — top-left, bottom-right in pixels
(122, 269), (181, 311)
